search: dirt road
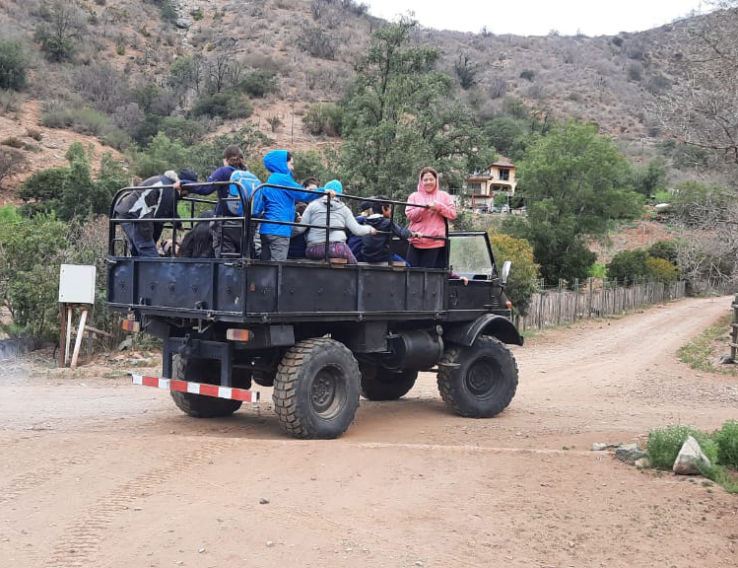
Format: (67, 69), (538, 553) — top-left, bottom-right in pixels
(1, 296), (737, 567)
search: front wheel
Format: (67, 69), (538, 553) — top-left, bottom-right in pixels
(436, 336), (518, 418)
(273, 338), (360, 439)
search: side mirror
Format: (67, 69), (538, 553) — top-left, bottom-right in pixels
(500, 261), (512, 285)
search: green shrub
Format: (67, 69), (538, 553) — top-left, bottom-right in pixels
(37, 32), (76, 63)
(0, 207), (69, 340)
(645, 257), (679, 282)
(303, 103), (343, 137)
(648, 240), (677, 263)
(190, 91), (252, 120)
(588, 263), (606, 278)
(519, 69), (535, 81)
(102, 127), (133, 151)
(132, 132), (191, 178)
(647, 425), (716, 469)
(238, 70), (278, 98)
(0, 39), (29, 91)
(0, 208), (122, 344)
(715, 421), (738, 469)
(157, 116), (206, 145)
(488, 232), (540, 316)
(41, 103), (114, 136)
(607, 249), (649, 284)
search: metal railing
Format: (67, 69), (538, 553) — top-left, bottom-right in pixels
(108, 181), (446, 264)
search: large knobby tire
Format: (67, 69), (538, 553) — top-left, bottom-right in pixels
(273, 338), (360, 439)
(360, 364), (418, 401)
(436, 335), (518, 418)
(169, 355), (243, 418)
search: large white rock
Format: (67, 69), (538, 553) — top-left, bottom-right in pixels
(672, 436), (711, 475)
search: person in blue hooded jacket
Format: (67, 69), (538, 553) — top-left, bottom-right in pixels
(252, 150), (331, 261)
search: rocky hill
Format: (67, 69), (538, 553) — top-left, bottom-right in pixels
(0, 0), (713, 201)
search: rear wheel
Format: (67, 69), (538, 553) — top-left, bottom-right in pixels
(273, 338), (360, 439)
(436, 335), (518, 418)
(360, 364), (418, 401)
(169, 355), (243, 418)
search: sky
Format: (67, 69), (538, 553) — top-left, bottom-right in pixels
(363, 0), (711, 37)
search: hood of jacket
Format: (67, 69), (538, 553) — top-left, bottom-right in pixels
(365, 213), (385, 228)
(263, 150), (291, 175)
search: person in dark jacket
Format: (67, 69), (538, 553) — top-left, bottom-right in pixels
(347, 199), (375, 261)
(360, 196), (419, 264)
(252, 150), (331, 261)
(177, 145), (260, 257)
(114, 169), (197, 257)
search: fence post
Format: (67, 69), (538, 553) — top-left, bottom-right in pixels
(730, 294), (738, 363)
(573, 278), (579, 321)
(557, 279), (564, 326)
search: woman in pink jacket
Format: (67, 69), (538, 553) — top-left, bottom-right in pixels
(404, 166), (457, 268)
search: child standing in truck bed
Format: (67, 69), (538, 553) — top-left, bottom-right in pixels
(360, 196), (418, 264)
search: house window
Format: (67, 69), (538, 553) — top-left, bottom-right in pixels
(499, 168), (510, 181)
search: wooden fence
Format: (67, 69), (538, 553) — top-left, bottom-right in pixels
(519, 278), (687, 331)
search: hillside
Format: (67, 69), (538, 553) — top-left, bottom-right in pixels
(0, 0), (716, 200)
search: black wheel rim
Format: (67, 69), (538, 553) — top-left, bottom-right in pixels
(465, 357), (500, 399)
(311, 365), (346, 418)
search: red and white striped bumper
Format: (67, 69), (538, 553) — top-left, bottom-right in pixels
(131, 374), (260, 403)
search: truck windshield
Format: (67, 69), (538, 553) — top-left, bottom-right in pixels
(448, 235), (493, 278)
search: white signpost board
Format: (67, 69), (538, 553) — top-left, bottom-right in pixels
(59, 264), (96, 368)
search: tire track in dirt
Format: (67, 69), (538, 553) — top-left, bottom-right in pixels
(0, 465), (70, 506)
(45, 439), (236, 568)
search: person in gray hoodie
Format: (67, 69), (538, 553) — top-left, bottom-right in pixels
(294, 180), (376, 263)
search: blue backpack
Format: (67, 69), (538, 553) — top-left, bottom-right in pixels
(227, 168), (261, 216)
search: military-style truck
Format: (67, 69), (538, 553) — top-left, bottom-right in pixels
(107, 182), (522, 439)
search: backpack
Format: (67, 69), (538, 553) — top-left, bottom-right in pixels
(226, 168), (261, 216)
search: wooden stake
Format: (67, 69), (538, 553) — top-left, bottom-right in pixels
(58, 303), (67, 368)
(65, 305), (73, 366)
(70, 308), (88, 369)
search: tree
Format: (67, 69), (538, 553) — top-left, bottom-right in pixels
(669, 180), (738, 291)
(630, 158), (666, 197)
(169, 55), (205, 98)
(454, 52), (480, 90)
(506, 121), (644, 284)
(19, 143), (124, 221)
(338, 18), (492, 198)
(0, 39), (29, 91)
(483, 116), (532, 161)
(658, 2), (738, 164)
(35, 0), (86, 62)
(488, 232), (539, 316)
(0, 206), (69, 340)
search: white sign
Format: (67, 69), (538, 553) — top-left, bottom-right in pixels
(58, 264), (96, 305)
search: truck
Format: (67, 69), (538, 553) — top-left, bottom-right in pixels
(107, 182), (523, 439)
